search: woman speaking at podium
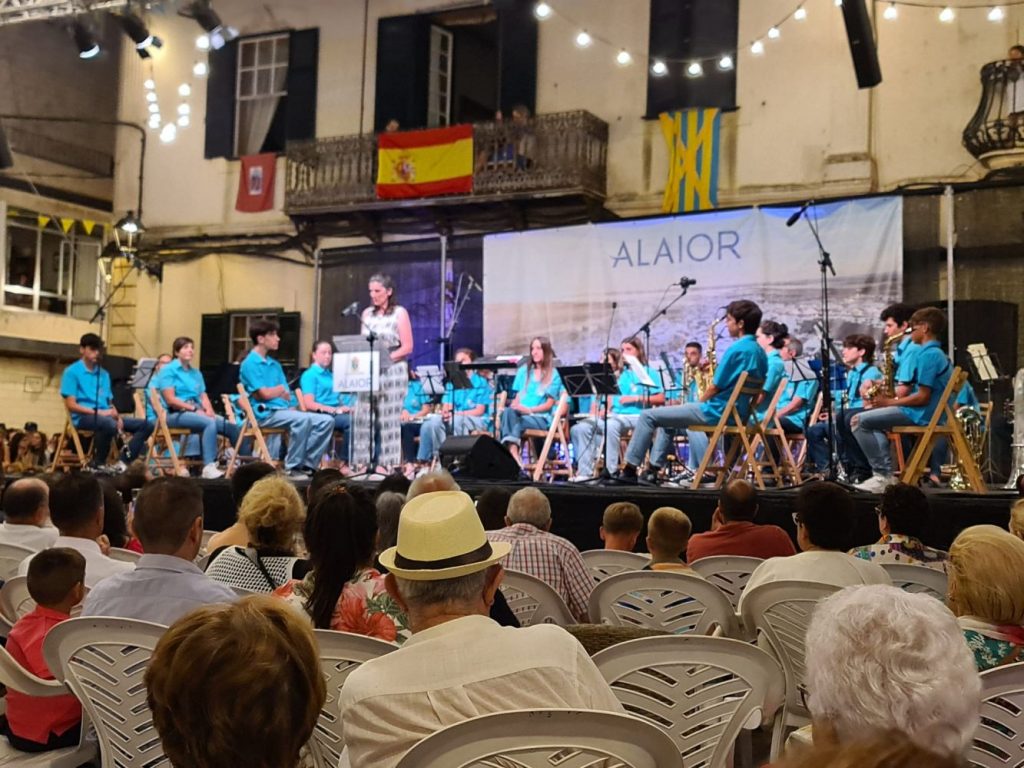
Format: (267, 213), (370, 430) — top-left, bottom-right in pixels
(351, 274), (414, 473)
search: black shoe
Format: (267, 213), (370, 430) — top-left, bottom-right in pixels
(638, 468), (661, 486)
(609, 467), (639, 485)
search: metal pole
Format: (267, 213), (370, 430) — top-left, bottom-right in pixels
(440, 233), (448, 365)
(312, 247), (322, 343)
(945, 185), (955, 360)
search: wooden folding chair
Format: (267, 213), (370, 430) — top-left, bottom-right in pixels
(144, 389), (201, 477)
(224, 384), (288, 478)
(50, 404), (95, 472)
(523, 392), (574, 482)
(892, 367), (986, 492)
(689, 373), (771, 490)
(743, 382), (792, 486)
(789, 392), (823, 472)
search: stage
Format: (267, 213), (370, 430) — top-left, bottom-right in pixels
(195, 476), (1015, 554)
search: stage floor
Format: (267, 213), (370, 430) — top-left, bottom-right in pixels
(196, 476), (1015, 554)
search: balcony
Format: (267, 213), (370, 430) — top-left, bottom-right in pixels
(963, 59), (1024, 172)
(285, 110), (610, 238)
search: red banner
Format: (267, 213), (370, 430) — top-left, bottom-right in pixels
(236, 153), (276, 213)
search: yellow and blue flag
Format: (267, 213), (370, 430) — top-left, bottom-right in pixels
(659, 108), (721, 213)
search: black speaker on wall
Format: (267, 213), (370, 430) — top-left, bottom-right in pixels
(840, 0), (882, 88)
(439, 435), (520, 481)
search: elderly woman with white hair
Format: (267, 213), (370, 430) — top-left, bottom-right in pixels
(804, 584), (981, 759)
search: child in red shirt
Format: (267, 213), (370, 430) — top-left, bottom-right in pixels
(3, 547), (85, 752)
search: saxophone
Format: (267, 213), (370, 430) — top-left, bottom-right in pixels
(865, 328), (911, 402)
(687, 316), (721, 400)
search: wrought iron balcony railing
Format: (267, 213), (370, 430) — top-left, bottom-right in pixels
(963, 59), (1024, 169)
(285, 110), (608, 214)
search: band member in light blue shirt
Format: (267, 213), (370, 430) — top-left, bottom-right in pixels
(418, 348), (493, 463)
(238, 320), (334, 478)
(775, 338), (819, 434)
(756, 320), (789, 418)
(500, 336), (564, 466)
(651, 341), (704, 472)
(299, 341), (356, 465)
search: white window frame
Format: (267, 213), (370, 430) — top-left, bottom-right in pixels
(234, 32), (290, 157)
(427, 25), (453, 128)
(229, 310), (280, 363)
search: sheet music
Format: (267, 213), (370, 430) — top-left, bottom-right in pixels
(621, 353), (656, 388)
(967, 343), (1000, 382)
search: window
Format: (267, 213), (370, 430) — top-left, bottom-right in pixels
(200, 310), (301, 383)
(235, 33), (289, 156)
(2, 209), (101, 318)
(427, 26), (453, 128)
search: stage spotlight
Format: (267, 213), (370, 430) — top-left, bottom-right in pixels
(180, 1), (238, 50)
(73, 22), (100, 59)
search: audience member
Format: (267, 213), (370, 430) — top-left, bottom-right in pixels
(146, 596), (325, 768)
(776, 731), (961, 768)
(600, 502), (643, 552)
(1010, 498), (1024, 540)
(406, 468), (459, 499)
(487, 487), (593, 621)
(849, 483), (947, 572)
(307, 467), (343, 504)
(805, 585), (980, 758)
(376, 471), (411, 497)
(339, 490), (622, 768)
(205, 475), (308, 592)
(17, 473), (132, 587)
(374, 491), (404, 556)
(644, 507), (699, 574)
(740, 482), (889, 609)
(475, 487), (511, 531)
(947, 524), (1024, 670)
(82, 478), (235, 624)
(2, 548), (85, 752)
(686, 480), (795, 562)
(275, 483), (409, 642)
(206, 461), (277, 552)
(99, 479), (131, 550)
(0, 478), (58, 551)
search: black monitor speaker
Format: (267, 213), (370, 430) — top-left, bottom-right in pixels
(841, 0), (882, 89)
(439, 435), (520, 481)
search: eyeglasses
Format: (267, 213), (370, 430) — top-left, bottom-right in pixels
(792, 512), (801, 527)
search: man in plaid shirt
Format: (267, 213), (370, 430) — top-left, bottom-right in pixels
(487, 487), (593, 621)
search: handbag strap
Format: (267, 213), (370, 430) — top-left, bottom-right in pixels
(241, 547), (280, 591)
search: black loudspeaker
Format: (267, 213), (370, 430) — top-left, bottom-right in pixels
(840, 0), (882, 89)
(439, 435), (520, 481)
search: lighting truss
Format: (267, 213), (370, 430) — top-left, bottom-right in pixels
(0, 0), (131, 27)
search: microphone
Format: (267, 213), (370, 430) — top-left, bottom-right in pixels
(467, 275), (483, 293)
(341, 301), (360, 318)
(678, 276), (697, 289)
(786, 200), (812, 227)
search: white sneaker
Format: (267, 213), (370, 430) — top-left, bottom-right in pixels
(854, 474), (893, 493)
(568, 475), (591, 483)
(201, 462), (224, 480)
(107, 460), (128, 474)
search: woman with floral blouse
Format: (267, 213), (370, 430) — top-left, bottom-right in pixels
(275, 482), (409, 644)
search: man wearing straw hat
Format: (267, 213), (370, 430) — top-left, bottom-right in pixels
(338, 490), (623, 768)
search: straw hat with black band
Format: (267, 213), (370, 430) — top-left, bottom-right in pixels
(378, 491), (510, 581)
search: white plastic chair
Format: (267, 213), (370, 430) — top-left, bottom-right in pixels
(309, 629), (397, 768)
(43, 616), (169, 768)
(500, 569), (576, 626)
(0, 643), (98, 767)
(969, 661), (1024, 768)
(394, 709), (683, 768)
(880, 562), (948, 601)
(580, 549), (650, 584)
(0, 543), (35, 582)
(201, 529), (217, 553)
(0, 576), (36, 637)
(690, 555), (765, 610)
(589, 570), (739, 637)
(739, 580), (840, 757)
(108, 547), (143, 564)
(593, 635), (785, 768)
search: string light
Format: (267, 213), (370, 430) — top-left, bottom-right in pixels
(178, 83), (192, 97)
(751, 40), (765, 55)
(177, 115), (190, 127)
(144, 78), (155, 90)
(650, 59), (668, 76)
(939, 6), (955, 22)
(159, 123), (177, 144)
(883, 3), (898, 20)
(686, 61), (704, 77)
(146, 91), (157, 103)
(148, 103), (160, 114)
(195, 34), (210, 50)
(148, 114), (160, 129)
(794, 7), (807, 20)
(178, 103), (191, 115)
(574, 30), (592, 48)
(533, 2), (552, 20)
(718, 55), (734, 71)
(835, 0), (843, 6)
(989, 6), (1005, 21)
(768, 26), (781, 39)
(616, 49), (632, 66)
(193, 61), (208, 77)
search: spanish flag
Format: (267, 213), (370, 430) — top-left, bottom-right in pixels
(376, 125), (474, 200)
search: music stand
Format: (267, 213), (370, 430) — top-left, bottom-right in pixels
(558, 363), (621, 482)
(967, 342), (1003, 482)
(129, 358), (160, 389)
(442, 361), (476, 437)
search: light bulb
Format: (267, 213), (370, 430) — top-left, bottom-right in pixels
(651, 59), (668, 76)
(178, 83), (192, 97)
(718, 55), (734, 71)
(989, 6), (1005, 22)
(148, 114), (161, 128)
(686, 61), (703, 77)
(751, 40), (765, 55)
(834, 0), (843, 6)
(616, 49), (632, 66)
(144, 78), (155, 90)
(768, 26), (780, 39)
(178, 103), (191, 115)
(193, 61), (208, 77)
(196, 35), (210, 50)
(883, 3), (898, 20)
(794, 7), (807, 20)
(575, 30), (592, 48)
(148, 103), (160, 114)
(939, 7), (955, 22)
(146, 91), (157, 103)
(159, 123), (177, 143)
(533, 2), (552, 19)
(177, 115), (190, 127)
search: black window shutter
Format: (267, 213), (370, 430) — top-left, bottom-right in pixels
(495, 0), (538, 115)
(374, 15), (431, 131)
(285, 28), (319, 143)
(204, 41), (239, 159)
(200, 313), (231, 376)
(276, 311), (302, 371)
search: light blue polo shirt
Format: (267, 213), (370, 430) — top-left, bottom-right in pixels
(895, 337), (919, 384)
(614, 366), (663, 416)
(900, 340), (952, 426)
(779, 378), (819, 431)
(403, 379), (432, 417)
(845, 362), (881, 410)
(445, 372), (491, 411)
(512, 366), (563, 409)
(157, 360), (207, 406)
(239, 350), (296, 416)
(757, 349), (787, 416)
(701, 335), (768, 423)
(300, 365), (341, 409)
(60, 360), (113, 426)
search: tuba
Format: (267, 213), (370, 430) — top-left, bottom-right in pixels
(865, 328), (912, 402)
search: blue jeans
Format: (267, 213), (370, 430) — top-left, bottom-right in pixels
(258, 409), (335, 471)
(166, 411), (241, 465)
(500, 410), (550, 446)
(624, 403), (710, 469)
(419, 413), (489, 462)
(852, 406), (915, 476)
(807, 408), (872, 476)
(571, 414), (639, 477)
(74, 414), (153, 463)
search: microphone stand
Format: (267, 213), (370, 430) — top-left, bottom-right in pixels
(434, 274), (475, 438)
(591, 302), (618, 483)
(802, 204), (840, 482)
(629, 281), (693, 363)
